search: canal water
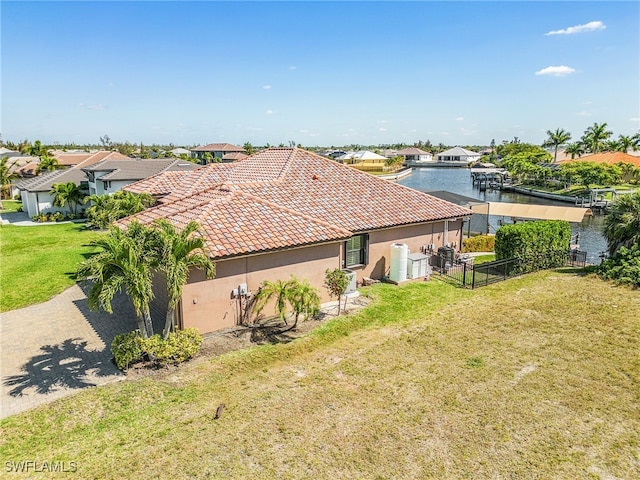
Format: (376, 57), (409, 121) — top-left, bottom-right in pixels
(398, 168), (607, 264)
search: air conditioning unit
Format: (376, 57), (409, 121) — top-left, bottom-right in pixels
(342, 269), (357, 294)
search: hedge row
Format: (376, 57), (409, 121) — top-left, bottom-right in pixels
(495, 220), (571, 274)
(461, 235), (495, 253)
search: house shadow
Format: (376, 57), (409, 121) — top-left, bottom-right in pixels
(3, 338), (116, 397)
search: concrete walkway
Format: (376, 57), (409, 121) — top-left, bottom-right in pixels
(0, 284), (162, 419)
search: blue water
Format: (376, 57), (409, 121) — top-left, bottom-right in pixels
(398, 168), (607, 264)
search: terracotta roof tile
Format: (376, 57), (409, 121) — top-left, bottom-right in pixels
(560, 151), (640, 167)
(121, 148), (472, 258)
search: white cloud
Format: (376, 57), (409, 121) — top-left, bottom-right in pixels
(455, 117), (464, 121)
(535, 65), (576, 77)
(576, 111), (593, 117)
(299, 129), (308, 134)
(265, 110), (275, 115)
(79, 102), (105, 111)
(262, 85), (271, 90)
(545, 21), (605, 36)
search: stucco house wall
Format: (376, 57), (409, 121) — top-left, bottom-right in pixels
(179, 242), (341, 333)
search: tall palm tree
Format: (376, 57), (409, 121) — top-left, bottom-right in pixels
(611, 135), (636, 153)
(0, 157), (19, 199)
(154, 220), (215, 339)
(543, 128), (572, 162)
(50, 182), (84, 215)
(581, 122), (613, 154)
(77, 222), (157, 338)
(602, 191), (640, 256)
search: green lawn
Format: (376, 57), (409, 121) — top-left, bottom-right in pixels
(0, 223), (103, 312)
(0, 200), (23, 213)
(1, 270), (638, 479)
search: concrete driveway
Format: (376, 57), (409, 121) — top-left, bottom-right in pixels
(0, 283), (162, 419)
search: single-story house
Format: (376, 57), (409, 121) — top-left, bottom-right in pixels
(17, 168), (90, 217)
(169, 147), (191, 157)
(82, 158), (200, 196)
(397, 147), (433, 163)
(335, 150), (388, 164)
(122, 147), (472, 334)
(191, 143), (246, 163)
(436, 147), (481, 163)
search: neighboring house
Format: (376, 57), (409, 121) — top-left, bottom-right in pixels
(82, 158), (200, 196)
(191, 143), (246, 163)
(560, 151), (640, 168)
(169, 147), (191, 157)
(52, 150), (130, 168)
(335, 150), (388, 164)
(436, 147), (481, 163)
(122, 147), (471, 334)
(397, 147), (433, 163)
(17, 168), (90, 217)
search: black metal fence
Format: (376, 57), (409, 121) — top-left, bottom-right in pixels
(435, 249), (589, 289)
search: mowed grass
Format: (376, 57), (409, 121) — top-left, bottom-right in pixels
(0, 223), (103, 312)
(1, 270), (639, 478)
(0, 200), (23, 213)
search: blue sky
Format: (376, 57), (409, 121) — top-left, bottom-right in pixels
(2, 1), (638, 147)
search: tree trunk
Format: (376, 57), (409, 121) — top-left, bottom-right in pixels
(136, 315), (148, 339)
(143, 309), (154, 338)
(163, 308), (175, 340)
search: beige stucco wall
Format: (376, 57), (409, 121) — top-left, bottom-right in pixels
(179, 219), (463, 334)
(345, 220), (463, 279)
(180, 242), (341, 333)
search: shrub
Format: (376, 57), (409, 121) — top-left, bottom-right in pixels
(495, 220), (571, 274)
(596, 242), (640, 288)
(111, 331), (145, 370)
(144, 328), (203, 366)
(111, 328), (203, 370)
(461, 235), (495, 253)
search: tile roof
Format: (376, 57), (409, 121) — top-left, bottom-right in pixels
(396, 147), (430, 155)
(222, 152), (249, 161)
(82, 158), (199, 181)
(54, 151), (130, 167)
(560, 151), (640, 168)
(191, 143), (245, 152)
(437, 147), (480, 157)
(121, 148), (472, 258)
(16, 167), (88, 192)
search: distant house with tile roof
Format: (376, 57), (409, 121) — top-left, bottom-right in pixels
(560, 151), (640, 168)
(82, 158), (200, 196)
(436, 147), (481, 163)
(122, 147), (471, 334)
(397, 147), (433, 163)
(191, 143), (246, 164)
(52, 150), (130, 168)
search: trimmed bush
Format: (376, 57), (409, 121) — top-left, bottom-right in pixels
(461, 235), (495, 253)
(111, 328), (203, 370)
(111, 331), (145, 370)
(495, 220), (571, 274)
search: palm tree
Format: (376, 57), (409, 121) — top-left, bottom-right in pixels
(36, 154), (63, 174)
(581, 122), (613, 154)
(0, 157), (19, 199)
(543, 128), (572, 162)
(287, 278), (320, 330)
(564, 142), (585, 159)
(50, 182), (84, 215)
(154, 220), (215, 339)
(602, 191), (640, 256)
(254, 278), (295, 325)
(77, 222), (157, 338)
(611, 135), (636, 153)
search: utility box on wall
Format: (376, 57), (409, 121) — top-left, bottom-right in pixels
(407, 252), (430, 279)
